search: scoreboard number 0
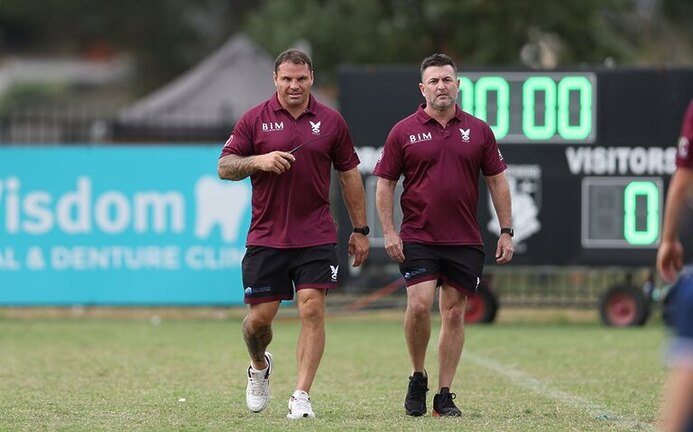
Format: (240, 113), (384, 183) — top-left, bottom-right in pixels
(582, 177), (662, 248)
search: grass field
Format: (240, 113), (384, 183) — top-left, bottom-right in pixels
(0, 307), (670, 431)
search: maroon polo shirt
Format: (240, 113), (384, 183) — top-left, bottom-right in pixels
(374, 104), (506, 245)
(220, 93), (360, 248)
(676, 100), (693, 169)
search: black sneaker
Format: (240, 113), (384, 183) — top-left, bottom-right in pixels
(432, 387), (462, 417)
(404, 371), (429, 416)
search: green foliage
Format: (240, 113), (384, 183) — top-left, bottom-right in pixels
(1, 0), (690, 93)
(0, 311), (666, 431)
(243, 0), (638, 83)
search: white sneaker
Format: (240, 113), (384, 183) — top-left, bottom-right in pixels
(287, 390), (315, 419)
(246, 352), (272, 413)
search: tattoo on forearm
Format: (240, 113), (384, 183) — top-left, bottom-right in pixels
(242, 318), (272, 364)
(220, 156), (256, 180)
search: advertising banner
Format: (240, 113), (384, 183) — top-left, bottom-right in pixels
(0, 146), (250, 305)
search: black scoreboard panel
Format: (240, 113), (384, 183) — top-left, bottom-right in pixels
(337, 67), (693, 268)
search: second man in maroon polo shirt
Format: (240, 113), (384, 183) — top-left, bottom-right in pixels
(375, 53), (514, 417)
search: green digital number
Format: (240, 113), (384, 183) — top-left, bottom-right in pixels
(474, 77), (510, 140)
(623, 181), (659, 245)
(458, 74), (593, 142)
(558, 77), (592, 140)
(523, 77), (556, 140)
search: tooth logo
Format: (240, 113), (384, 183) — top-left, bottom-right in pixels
(194, 176), (250, 243)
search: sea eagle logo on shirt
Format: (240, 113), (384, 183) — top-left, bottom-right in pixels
(330, 265), (339, 281)
(498, 149), (505, 161)
(459, 128), (470, 142)
(310, 121), (322, 135)
(262, 122), (284, 132)
(409, 132), (432, 144)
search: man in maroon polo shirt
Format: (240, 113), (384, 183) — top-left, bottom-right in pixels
(374, 53), (514, 417)
(218, 49), (369, 419)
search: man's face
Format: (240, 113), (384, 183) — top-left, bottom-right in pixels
(419, 65), (459, 111)
(274, 61), (314, 109)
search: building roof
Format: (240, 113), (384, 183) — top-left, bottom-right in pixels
(119, 34), (334, 130)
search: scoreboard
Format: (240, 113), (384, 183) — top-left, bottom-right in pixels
(337, 66), (693, 268)
(456, 72), (597, 144)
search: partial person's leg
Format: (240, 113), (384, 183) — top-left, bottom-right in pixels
(403, 280), (436, 416)
(295, 288), (327, 393)
(243, 301), (280, 369)
(405, 280), (437, 372)
(437, 283), (467, 390)
(244, 300), (280, 413)
(286, 288), (325, 419)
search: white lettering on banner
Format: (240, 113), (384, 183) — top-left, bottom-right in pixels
(56, 177), (91, 233)
(565, 146), (677, 175)
(4, 177), (20, 232)
(0, 176), (248, 240)
(0, 247), (21, 270)
(95, 192), (131, 233)
(185, 246), (244, 270)
(0, 177), (187, 236)
(26, 247), (45, 270)
(0, 246), (246, 272)
(23, 191), (53, 234)
(135, 193), (184, 233)
(51, 246), (181, 270)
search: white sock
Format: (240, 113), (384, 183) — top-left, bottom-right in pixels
(251, 363), (268, 373)
(292, 390), (309, 399)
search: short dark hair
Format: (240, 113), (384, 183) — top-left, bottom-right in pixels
(420, 53), (457, 76)
(274, 49), (313, 73)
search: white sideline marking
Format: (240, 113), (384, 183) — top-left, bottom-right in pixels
(466, 353), (655, 431)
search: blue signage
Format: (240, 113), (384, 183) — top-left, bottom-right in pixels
(0, 146), (251, 305)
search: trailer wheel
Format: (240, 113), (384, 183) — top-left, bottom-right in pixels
(599, 285), (650, 327)
(465, 283), (499, 324)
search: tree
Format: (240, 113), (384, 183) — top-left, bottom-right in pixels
(242, 0), (640, 84)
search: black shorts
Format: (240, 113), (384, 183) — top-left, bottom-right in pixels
(399, 242), (486, 296)
(241, 244), (339, 304)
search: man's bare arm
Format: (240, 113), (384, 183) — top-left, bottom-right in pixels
(376, 177), (405, 263)
(337, 167), (369, 267)
(218, 151), (296, 181)
(375, 178), (398, 236)
(485, 172), (513, 229)
(485, 171), (514, 264)
(218, 154), (257, 181)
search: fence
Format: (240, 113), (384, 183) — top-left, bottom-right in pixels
(0, 105), (231, 144)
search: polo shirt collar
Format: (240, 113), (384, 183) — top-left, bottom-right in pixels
(415, 103), (465, 124)
(270, 93), (317, 116)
